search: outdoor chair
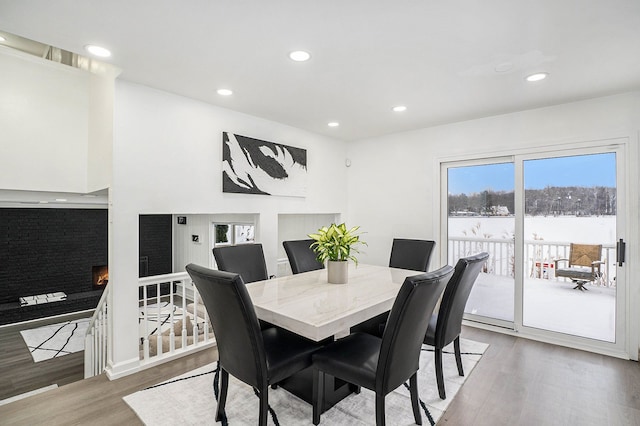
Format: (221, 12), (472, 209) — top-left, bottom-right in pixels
(554, 243), (604, 291)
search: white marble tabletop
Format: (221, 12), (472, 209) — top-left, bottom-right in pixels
(246, 263), (420, 341)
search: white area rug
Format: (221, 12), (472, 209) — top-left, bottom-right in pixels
(139, 301), (187, 337)
(19, 319), (90, 363)
(123, 338), (488, 425)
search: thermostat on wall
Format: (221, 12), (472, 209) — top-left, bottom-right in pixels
(177, 216), (187, 225)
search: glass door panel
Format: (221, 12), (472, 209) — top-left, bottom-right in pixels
(447, 162), (515, 323)
(522, 153), (617, 342)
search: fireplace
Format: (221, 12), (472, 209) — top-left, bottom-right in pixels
(92, 265), (109, 290)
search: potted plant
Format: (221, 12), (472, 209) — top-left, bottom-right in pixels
(308, 223), (366, 284)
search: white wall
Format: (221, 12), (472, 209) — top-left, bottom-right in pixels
(347, 92), (640, 266)
(0, 48), (89, 192)
(173, 213), (259, 272)
(108, 81), (349, 377)
(346, 91), (640, 358)
(0, 47), (117, 194)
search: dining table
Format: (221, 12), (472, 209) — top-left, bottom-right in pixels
(245, 263), (422, 408)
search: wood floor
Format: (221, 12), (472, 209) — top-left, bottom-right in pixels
(1, 325), (639, 425)
(0, 312), (92, 401)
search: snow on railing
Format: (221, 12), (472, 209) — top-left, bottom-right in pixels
(84, 285), (110, 378)
(448, 237), (617, 286)
(138, 272), (215, 366)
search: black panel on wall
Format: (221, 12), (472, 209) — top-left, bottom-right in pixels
(139, 215), (172, 277)
(0, 208), (108, 306)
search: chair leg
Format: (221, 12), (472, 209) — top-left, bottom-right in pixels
(375, 393), (386, 426)
(409, 373), (422, 425)
(573, 280), (588, 291)
(312, 368), (324, 425)
(435, 347), (446, 400)
(216, 368), (229, 422)
(454, 336), (464, 377)
(258, 386), (268, 426)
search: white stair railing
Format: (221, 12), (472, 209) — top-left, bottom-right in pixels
(85, 272), (217, 378)
(84, 285), (110, 378)
(138, 272), (215, 367)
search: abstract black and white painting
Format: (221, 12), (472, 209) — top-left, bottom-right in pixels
(222, 132), (307, 197)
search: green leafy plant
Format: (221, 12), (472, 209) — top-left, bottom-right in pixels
(308, 223), (366, 265)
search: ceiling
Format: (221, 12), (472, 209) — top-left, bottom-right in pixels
(1, 0), (639, 142)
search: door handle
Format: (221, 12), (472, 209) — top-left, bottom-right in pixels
(616, 239), (626, 266)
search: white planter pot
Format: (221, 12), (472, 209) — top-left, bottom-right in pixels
(327, 260), (348, 284)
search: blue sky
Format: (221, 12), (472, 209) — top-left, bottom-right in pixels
(448, 153), (616, 194)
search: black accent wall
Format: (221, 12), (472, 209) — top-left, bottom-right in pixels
(0, 208), (108, 324)
(139, 214), (173, 277)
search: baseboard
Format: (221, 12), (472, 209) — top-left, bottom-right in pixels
(105, 357), (141, 380)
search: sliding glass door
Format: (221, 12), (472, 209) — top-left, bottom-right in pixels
(442, 143), (627, 356)
(447, 160), (515, 327)
(522, 152), (618, 343)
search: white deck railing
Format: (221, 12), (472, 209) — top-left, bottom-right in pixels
(84, 286), (110, 378)
(448, 237), (617, 286)
(138, 272), (215, 367)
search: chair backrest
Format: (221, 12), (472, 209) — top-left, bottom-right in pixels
(388, 239), (436, 272)
(376, 265), (453, 395)
(185, 263), (267, 389)
(569, 243), (602, 267)
(283, 239), (324, 274)
(434, 252), (489, 348)
(213, 243), (269, 283)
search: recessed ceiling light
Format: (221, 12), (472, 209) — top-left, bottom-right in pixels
(0, 35), (6, 42)
(525, 72), (548, 82)
(392, 105), (407, 112)
(217, 89), (233, 96)
(289, 50), (311, 62)
(328, 122), (339, 127)
(84, 44), (111, 58)
(39, 201), (49, 204)
(55, 198), (67, 202)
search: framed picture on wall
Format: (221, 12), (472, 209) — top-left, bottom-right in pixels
(222, 132), (307, 197)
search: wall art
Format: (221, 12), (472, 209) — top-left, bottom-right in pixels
(222, 132), (307, 197)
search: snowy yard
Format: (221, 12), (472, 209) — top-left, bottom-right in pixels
(466, 272), (616, 342)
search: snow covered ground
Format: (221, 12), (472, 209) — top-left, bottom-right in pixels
(466, 273), (616, 342)
(449, 215), (616, 244)
(450, 215), (617, 342)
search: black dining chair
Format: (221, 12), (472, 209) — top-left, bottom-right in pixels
(350, 238), (437, 336)
(424, 252), (488, 400)
(213, 243), (274, 330)
(213, 243), (269, 283)
(389, 238), (436, 272)
(311, 265), (454, 426)
(283, 239), (324, 274)
(185, 264), (322, 426)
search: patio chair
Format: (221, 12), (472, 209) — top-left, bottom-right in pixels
(554, 243), (604, 291)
